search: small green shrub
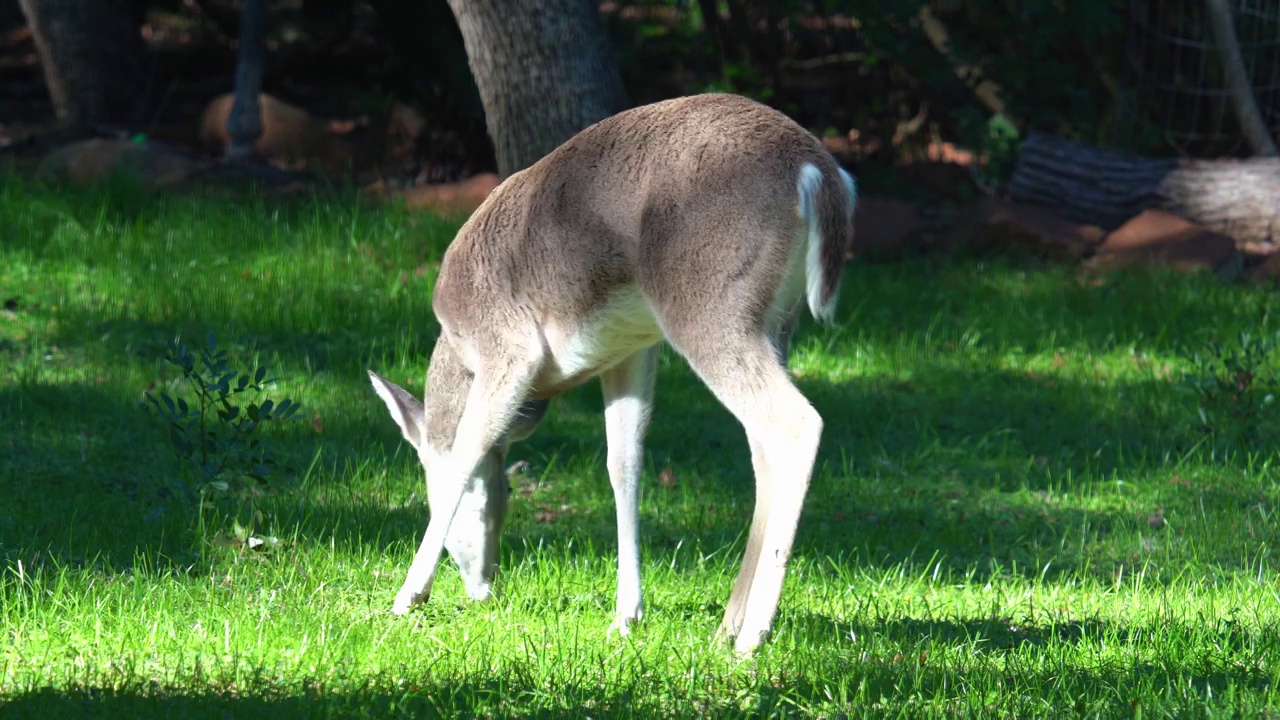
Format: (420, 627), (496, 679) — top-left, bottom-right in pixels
(142, 332), (301, 501)
(1180, 331), (1280, 439)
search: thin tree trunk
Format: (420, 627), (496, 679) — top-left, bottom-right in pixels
(17, 0), (151, 128)
(697, 0), (731, 62)
(444, 0), (629, 177)
(1204, 0), (1277, 156)
(1011, 133), (1280, 246)
(225, 0), (266, 162)
(723, 0), (760, 67)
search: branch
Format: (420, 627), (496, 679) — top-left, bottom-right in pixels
(915, 5), (1006, 117)
(778, 51), (866, 71)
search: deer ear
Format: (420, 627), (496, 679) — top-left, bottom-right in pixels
(368, 370), (426, 450)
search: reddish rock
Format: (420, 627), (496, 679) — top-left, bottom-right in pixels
(954, 197), (1105, 260)
(892, 141), (981, 202)
(381, 102), (426, 174)
(363, 173), (500, 218)
(849, 197), (926, 260)
(822, 134), (855, 159)
(198, 93), (352, 174)
(822, 130), (883, 161)
(1086, 209), (1240, 278)
(1248, 253), (1280, 286)
(923, 141), (975, 165)
(900, 162), (977, 203)
(1240, 241), (1279, 260)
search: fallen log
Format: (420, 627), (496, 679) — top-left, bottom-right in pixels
(1010, 133), (1280, 247)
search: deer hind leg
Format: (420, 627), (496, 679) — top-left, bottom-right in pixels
(392, 329), (545, 615)
(716, 304), (802, 641)
(717, 434), (772, 643)
(731, 307), (819, 654)
(599, 344), (659, 637)
(664, 319), (821, 655)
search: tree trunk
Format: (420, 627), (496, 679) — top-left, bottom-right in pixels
(224, 0), (266, 162)
(17, 0), (151, 128)
(444, 0), (629, 177)
(1204, 0), (1277, 156)
(1010, 133), (1280, 247)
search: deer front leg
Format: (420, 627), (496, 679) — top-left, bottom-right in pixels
(393, 337), (544, 615)
(600, 345), (658, 637)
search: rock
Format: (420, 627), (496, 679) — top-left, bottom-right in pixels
(1248, 253), (1280, 286)
(35, 138), (207, 187)
(198, 93), (352, 174)
(893, 142), (980, 203)
(385, 103), (425, 162)
(899, 161), (977, 203)
(362, 173), (500, 218)
(952, 197), (1105, 260)
(1086, 209), (1241, 280)
(849, 197), (927, 260)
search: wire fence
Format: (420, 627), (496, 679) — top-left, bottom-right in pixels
(1119, 0), (1280, 157)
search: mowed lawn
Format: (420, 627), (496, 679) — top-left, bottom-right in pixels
(1, 176), (1278, 718)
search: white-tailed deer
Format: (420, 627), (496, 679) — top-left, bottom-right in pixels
(368, 93), (855, 654)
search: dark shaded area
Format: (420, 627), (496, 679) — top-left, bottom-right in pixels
(0, 0), (495, 182)
(0, 0), (1140, 199)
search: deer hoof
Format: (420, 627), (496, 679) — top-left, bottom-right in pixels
(608, 614), (640, 639)
(732, 627), (768, 656)
(391, 590), (422, 616)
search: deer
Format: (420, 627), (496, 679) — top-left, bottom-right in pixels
(367, 93), (856, 655)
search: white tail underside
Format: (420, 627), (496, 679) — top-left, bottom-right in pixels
(797, 163), (857, 325)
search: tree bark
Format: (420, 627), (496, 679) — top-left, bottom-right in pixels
(696, 0), (732, 63)
(444, 0), (629, 177)
(17, 0), (151, 128)
(1010, 133), (1280, 246)
(225, 0), (266, 162)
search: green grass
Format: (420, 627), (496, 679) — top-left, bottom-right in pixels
(2, 175), (1279, 718)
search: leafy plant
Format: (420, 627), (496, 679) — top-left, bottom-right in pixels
(955, 109), (1022, 193)
(1180, 331), (1280, 436)
(210, 508), (284, 552)
(704, 60), (775, 102)
(142, 332), (301, 500)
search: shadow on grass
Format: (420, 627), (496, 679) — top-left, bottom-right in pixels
(0, 380), (210, 572)
(3, 331), (1272, 585)
(0, 375), (409, 573)
(782, 609), (1277, 656)
(494, 362), (1268, 583)
(0, 682), (812, 719)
